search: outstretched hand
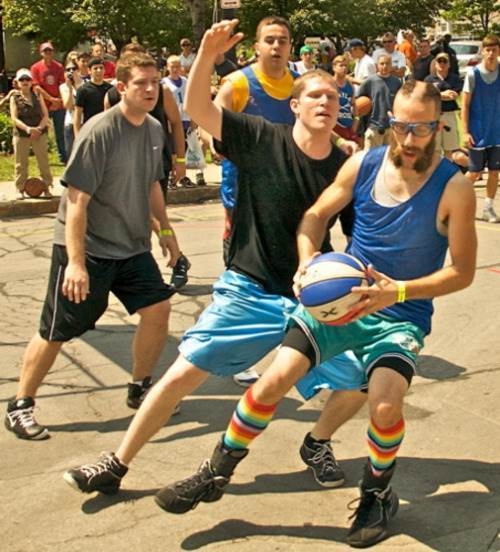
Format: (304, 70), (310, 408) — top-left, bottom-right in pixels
(348, 265), (399, 321)
(200, 19), (244, 57)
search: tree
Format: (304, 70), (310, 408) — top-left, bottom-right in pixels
(3, 0), (193, 54)
(443, 0), (500, 36)
(3, 0), (86, 53)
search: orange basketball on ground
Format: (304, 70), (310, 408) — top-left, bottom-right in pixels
(355, 96), (373, 117)
(24, 178), (46, 198)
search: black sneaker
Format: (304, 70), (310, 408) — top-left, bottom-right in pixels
(63, 452), (128, 495)
(170, 254), (191, 290)
(300, 432), (345, 487)
(347, 465), (399, 548)
(179, 176), (196, 188)
(155, 437), (248, 514)
(196, 172), (207, 186)
(127, 376), (153, 409)
(4, 397), (49, 440)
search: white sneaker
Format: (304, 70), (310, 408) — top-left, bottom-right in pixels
(233, 367), (260, 388)
(483, 205), (499, 223)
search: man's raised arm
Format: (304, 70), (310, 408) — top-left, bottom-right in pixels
(184, 19), (243, 141)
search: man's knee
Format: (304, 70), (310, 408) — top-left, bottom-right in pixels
(138, 299), (171, 322)
(368, 399), (403, 428)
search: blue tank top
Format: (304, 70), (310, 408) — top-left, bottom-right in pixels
(241, 65), (296, 124)
(347, 146), (459, 334)
(469, 66), (500, 147)
(221, 67), (297, 209)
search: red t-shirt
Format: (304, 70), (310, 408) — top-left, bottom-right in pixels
(30, 59), (65, 110)
(103, 60), (116, 80)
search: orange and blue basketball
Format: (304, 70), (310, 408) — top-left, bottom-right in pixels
(299, 252), (369, 325)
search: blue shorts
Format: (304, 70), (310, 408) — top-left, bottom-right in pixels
(468, 146), (500, 173)
(179, 270), (365, 397)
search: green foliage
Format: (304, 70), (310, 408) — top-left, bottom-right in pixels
(69, 0), (192, 51)
(3, 0), (87, 53)
(0, 112), (14, 154)
(443, 0), (500, 36)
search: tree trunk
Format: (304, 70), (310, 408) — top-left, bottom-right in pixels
(185, 0), (206, 47)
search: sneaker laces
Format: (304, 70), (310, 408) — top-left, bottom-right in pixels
(78, 453), (121, 479)
(10, 406), (37, 428)
(175, 460), (228, 496)
(310, 441), (340, 474)
(347, 486), (389, 523)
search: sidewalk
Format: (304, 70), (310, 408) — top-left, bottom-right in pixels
(0, 163), (222, 217)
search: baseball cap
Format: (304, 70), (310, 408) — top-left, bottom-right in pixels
(348, 38), (365, 49)
(16, 68), (32, 80)
(39, 42), (54, 52)
(300, 45), (314, 55)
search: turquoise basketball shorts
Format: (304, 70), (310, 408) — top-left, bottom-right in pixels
(287, 305), (425, 385)
(179, 270), (365, 396)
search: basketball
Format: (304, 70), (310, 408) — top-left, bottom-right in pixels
(355, 96), (372, 117)
(24, 178), (46, 198)
(299, 252), (369, 325)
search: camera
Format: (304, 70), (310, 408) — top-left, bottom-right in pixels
(66, 65), (77, 82)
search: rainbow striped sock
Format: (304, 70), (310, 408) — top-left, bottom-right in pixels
(223, 386), (277, 450)
(367, 417), (405, 476)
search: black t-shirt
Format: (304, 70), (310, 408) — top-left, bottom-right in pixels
(216, 109), (348, 297)
(424, 73), (462, 111)
(215, 58), (238, 79)
(412, 55), (433, 81)
(76, 81), (113, 123)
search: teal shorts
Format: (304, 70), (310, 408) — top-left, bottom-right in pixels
(288, 305), (425, 384)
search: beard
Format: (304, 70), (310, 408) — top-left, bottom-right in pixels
(389, 133), (436, 173)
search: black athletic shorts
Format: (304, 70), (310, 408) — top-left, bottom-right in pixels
(39, 245), (175, 342)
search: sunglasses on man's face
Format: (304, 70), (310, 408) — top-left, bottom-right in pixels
(19, 77), (32, 82)
(436, 58), (449, 64)
(389, 117), (439, 137)
(383, 40), (394, 44)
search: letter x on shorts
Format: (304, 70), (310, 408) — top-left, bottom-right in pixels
(179, 270), (365, 399)
(39, 245), (175, 342)
(284, 305), (425, 387)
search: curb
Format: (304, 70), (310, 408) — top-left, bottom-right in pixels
(0, 185), (221, 218)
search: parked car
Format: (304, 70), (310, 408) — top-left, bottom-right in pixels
(450, 40), (482, 77)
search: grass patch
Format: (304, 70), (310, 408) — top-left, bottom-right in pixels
(0, 148), (64, 181)
(0, 126), (65, 182)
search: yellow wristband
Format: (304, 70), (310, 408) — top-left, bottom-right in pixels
(176, 157), (185, 164)
(335, 137), (345, 147)
(159, 228), (174, 237)
(396, 281), (406, 303)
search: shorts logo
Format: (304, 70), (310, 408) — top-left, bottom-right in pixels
(392, 333), (420, 353)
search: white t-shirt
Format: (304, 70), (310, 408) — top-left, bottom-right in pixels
(354, 55), (376, 93)
(295, 61), (316, 75)
(161, 76), (190, 122)
(463, 62), (499, 93)
(372, 48), (407, 71)
(179, 52), (196, 73)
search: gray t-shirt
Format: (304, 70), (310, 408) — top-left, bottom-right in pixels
(54, 104), (164, 259)
(463, 62), (499, 93)
(358, 74), (402, 130)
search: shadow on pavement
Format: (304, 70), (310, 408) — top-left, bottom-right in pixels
(81, 488), (159, 514)
(179, 456), (500, 551)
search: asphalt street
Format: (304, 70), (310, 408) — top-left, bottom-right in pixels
(1, 194), (500, 551)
